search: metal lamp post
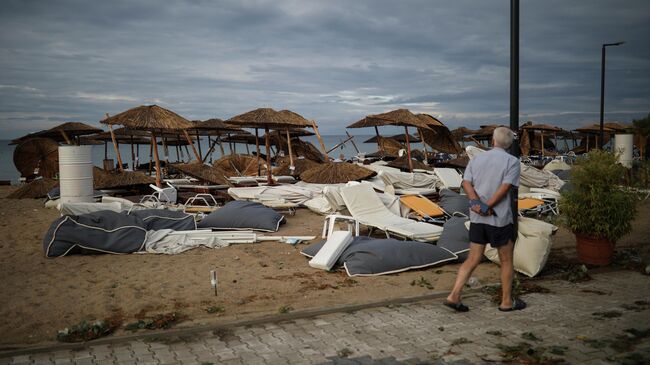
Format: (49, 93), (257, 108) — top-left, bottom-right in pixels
(599, 41), (625, 149)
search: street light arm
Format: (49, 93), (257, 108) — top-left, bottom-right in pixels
(603, 41), (625, 47)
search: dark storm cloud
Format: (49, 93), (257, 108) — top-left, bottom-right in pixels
(0, 0), (649, 137)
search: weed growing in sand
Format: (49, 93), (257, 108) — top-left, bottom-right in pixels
(278, 305), (294, 314)
(56, 320), (116, 342)
(337, 348), (353, 358)
(205, 306), (225, 314)
(486, 330), (503, 336)
(410, 276), (434, 289)
(522, 332), (543, 342)
(124, 312), (183, 331)
(592, 310), (623, 320)
(451, 337), (472, 346)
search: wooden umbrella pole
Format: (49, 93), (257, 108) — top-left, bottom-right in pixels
(285, 128), (294, 169)
(162, 137), (169, 163)
(151, 132), (162, 187)
(175, 143), (181, 162)
(130, 136), (135, 170)
(264, 126), (273, 185)
(346, 131), (360, 154)
(148, 138), (153, 176)
(104, 141), (108, 160)
(59, 130), (72, 145)
(374, 126), (383, 153)
(311, 120), (329, 159)
(540, 132), (544, 156)
(418, 128), (429, 165)
(404, 126), (413, 172)
(136, 143), (140, 169)
(183, 130), (202, 161)
(108, 124), (124, 172)
(195, 130), (203, 158)
(203, 137), (217, 163)
(255, 128), (261, 176)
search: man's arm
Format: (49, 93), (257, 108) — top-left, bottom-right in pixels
(486, 183), (512, 209)
(462, 180), (480, 201)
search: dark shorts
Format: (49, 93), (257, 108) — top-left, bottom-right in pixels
(469, 223), (514, 247)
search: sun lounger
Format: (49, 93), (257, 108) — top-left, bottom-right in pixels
(340, 183), (443, 242)
(399, 194), (449, 224)
(433, 168), (463, 190)
(309, 230), (354, 271)
(517, 195), (558, 216)
(146, 182), (177, 203)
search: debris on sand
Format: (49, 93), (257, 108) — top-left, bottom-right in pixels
(592, 310), (623, 320)
(124, 312), (183, 331)
(56, 319), (118, 343)
(410, 276), (434, 289)
(495, 342), (566, 364)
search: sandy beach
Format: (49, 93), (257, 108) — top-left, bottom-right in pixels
(1, 186), (648, 347)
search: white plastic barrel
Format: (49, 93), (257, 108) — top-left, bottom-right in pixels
(58, 146), (94, 203)
(614, 134), (634, 168)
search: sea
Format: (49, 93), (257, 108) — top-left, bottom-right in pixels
(0, 135), (429, 183)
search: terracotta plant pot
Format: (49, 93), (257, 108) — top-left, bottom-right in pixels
(575, 234), (615, 266)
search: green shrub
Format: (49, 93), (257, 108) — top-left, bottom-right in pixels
(560, 150), (637, 242)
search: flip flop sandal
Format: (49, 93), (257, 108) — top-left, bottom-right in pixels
(498, 298), (527, 312)
(443, 300), (469, 312)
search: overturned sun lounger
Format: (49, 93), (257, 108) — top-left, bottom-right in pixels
(340, 183), (443, 242)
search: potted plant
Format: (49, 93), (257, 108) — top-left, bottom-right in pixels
(559, 150), (637, 265)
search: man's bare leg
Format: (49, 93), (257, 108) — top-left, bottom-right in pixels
(446, 243), (486, 304)
(496, 240), (515, 309)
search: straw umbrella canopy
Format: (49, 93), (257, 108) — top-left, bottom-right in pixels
(213, 154), (266, 177)
(520, 122), (564, 156)
(100, 105), (196, 186)
(92, 167), (155, 189)
(226, 108), (312, 184)
(347, 109), (432, 172)
(6, 178), (58, 199)
(170, 163), (230, 185)
(13, 138), (59, 179)
(574, 124), (617, 151)
(190, 118), (243, 162)
(386, 156), (429, 171)
(416, 114), (462, 155)
(300, 162), (375, 184)
(10, 122), (102, 145)
(82, 127), (151, 168)
(363, 133), (420, 143)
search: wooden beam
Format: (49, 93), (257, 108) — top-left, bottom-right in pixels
(346, 131), (360, 154)
(107, 122), (124, 172)
(255, 128), (261, 176)
(404, 126), (413, 172)
(183, 130), (202, 162)
(311, 120), (329, 160)
(264, 126), (273, 185)
(285, 128), (294, 170)
(151, 132), (162, 187)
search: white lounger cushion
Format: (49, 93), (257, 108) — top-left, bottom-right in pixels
(340, 183), (442, 242)
(309, 230), (353, 271)
(484, 217), (557, 277)
(434, 168), (463, 189)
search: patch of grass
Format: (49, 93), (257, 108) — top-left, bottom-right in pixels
(565, 264), (591, 283)
(56, 320), (117, 343)
(124, 312), (183, 331)
(548, 345), (568, 355)
(410, 276), (434, 289)
(278, 305), (294, 314)
(496, 342), (566, 364)
(450, 337), (472, 346)
(486, 330), (503, 336)
(337, 348), (353, 358)
(592, 310), (623, 320)
(522, 332), (543, 342)
(205, 305), (225, 314)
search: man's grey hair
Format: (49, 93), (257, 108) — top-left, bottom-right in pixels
(492, 127), (514, 149)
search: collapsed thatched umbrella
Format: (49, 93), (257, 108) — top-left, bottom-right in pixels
(13, 138), (59, 179)
(363, 133), (421, 144)
(300, 162), (376, 184)
(81, 127), (150, 169)
(347, 109), (432, 172)
(213, 154), (266, 177)
(520, 122), (564, 156)
(10, 122), (102, 146)
(386, 155), (429, 171)
(170, 163), (230, 185)
(190, 119), (243, 163)
(226, 108), (312, 184)
(416, 114), (463, 157)
(6, 178), (58, 199)
(100, 105), (196, 187)
(274, 158), (321, 176)
(574, 124), (617, 152)
(92, 167), (155, 190)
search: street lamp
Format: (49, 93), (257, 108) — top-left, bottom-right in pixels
(599, 41), (625, 149)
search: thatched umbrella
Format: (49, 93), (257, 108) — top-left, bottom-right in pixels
(100, 105), (196, 186)
(574, 124), (616, 151)
(92, 167), (155, 190)
(213, 154), (266, 177)
(274, 158), (321, 176)
(6, 178), (58, 199)
(82, 127), (151, 169)
(10, 122), (102, 145)
(13, 138), (59, 179)
(363, 133), (420, 144)
(417, 114), (462, 157)
(386, 155), (429, 171)
(300, 162), (376, 184)
(520, 122), (564, 156)
(226, 108), (312, 184)
(347, 109), (432, 172)
(170, 163), (230, 185)
(190, 119), (243, 163)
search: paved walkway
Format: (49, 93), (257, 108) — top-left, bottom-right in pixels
(2, 270), (649, 364)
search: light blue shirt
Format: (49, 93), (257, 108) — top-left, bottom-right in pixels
(463, 147), (520, 227)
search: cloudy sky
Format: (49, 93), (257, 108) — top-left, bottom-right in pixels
(1, 0), (649, 137)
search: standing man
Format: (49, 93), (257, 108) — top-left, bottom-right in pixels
(444, 127), (525, 312)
